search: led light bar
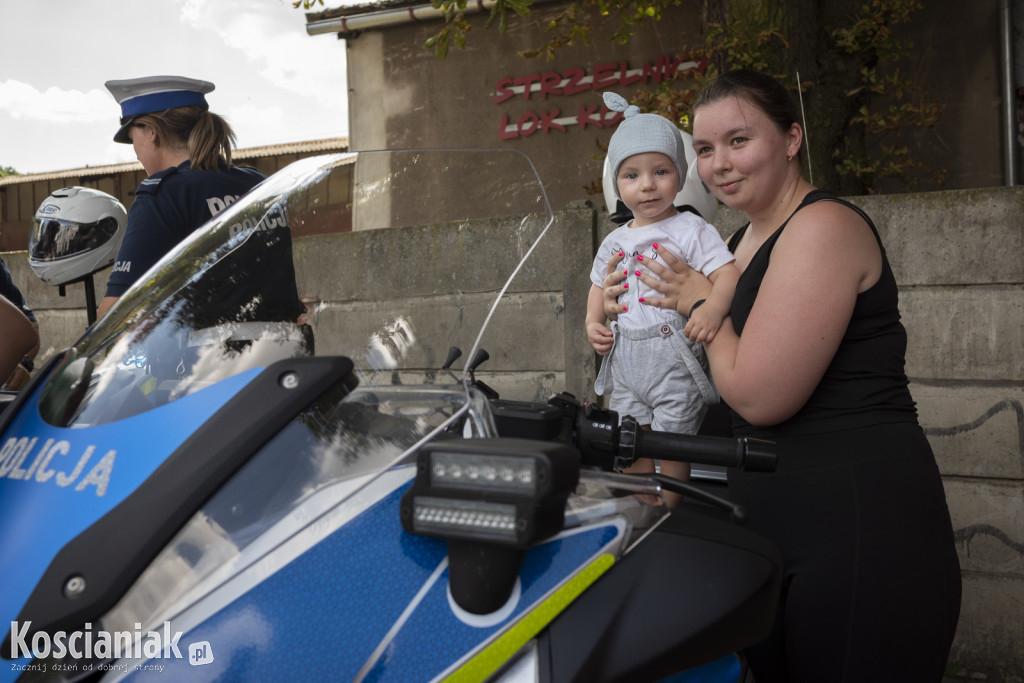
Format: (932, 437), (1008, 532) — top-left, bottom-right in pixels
(429, 452), (537, 493)
(400, 438), (580, 549)
(412, 497), (518, 542)
(400, 438), (581, 615)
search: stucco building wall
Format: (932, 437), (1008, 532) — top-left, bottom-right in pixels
(336, 0), (1008, 209)
(343, 1), (707, 211)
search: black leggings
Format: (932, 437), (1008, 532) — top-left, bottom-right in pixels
(728, 423), (962, 683)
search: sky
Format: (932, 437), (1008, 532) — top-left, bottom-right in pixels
(0, 0), (349, 175)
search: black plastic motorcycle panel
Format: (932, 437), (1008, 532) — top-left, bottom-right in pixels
(539, 506), (781, 682)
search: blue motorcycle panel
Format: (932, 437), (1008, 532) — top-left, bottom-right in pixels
(123, 485), (620, 682)
(0, 368), (262, 641)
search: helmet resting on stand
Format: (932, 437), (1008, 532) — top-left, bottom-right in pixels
(29, 187), (127, 286)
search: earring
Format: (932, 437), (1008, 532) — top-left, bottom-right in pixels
(787, 155), (793, 162)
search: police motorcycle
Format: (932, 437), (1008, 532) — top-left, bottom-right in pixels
(0, 149), (780, 683)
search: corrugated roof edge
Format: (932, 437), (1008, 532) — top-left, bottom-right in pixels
(306, 0), (419, 20)
(0, 137), (349, 187)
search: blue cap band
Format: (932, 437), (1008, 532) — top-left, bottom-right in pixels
(120, 90), (209, 118)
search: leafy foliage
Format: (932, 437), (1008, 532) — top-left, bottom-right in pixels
(629, 7), (792, 131)
(0, 166), (19, 178)
(622, 1), (942, 193)
(828, 0), (946, 190)
(423, 0), (683, 60)
(625, 0), (944, 193)
(425, 0), (535, 58)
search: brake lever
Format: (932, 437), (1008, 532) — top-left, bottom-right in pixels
(647, 473), (748, 525)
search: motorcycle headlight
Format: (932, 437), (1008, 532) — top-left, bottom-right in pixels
(401, 439), (579, 548)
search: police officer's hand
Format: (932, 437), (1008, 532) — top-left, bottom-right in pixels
(4, 362), (30, 391)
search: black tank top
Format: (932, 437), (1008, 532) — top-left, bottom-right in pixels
(726, 190), (919, 438)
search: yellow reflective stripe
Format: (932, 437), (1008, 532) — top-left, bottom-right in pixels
(140, 376), (158, 396)
(442, 552), (616, 683)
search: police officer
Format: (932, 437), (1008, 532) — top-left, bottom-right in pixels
(0, 296), (38, 389)
(0, 257), (39, 390)
(97, 75), (267, 318)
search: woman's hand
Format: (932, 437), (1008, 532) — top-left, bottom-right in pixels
(601, 250), (628, 321)
(636, 244), (713, 317)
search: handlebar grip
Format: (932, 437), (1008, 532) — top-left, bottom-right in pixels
(635, 429), (777, 473)
(740, 437), (778, 473)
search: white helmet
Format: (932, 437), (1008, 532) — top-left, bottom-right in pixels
(602, 128), (718, 224)
(29, 187), (127, 285)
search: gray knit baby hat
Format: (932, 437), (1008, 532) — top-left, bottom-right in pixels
(604, 91), (687, 200)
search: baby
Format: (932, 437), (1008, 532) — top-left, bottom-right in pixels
(586, 91), (739, 500)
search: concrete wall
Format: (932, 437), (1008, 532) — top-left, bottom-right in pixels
(876, 190), (1023, 683)
(4, 185), (1023, 680)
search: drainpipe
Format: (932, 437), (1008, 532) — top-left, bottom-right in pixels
(306, 0), (499, 36)
(1000, 0), (1018, 186)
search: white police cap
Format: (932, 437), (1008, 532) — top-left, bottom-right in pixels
(105, 75), (215, 144)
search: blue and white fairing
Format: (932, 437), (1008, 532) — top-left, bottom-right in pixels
(0, 368), (261, 659)
(0, 150), (677, 682)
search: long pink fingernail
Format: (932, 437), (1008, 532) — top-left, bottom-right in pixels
(623, 283), (628, 289)
(637, 255), (644, 261)
(638, 297), (645, 302)
(618, 251), (624, 257)
(653, 243), (660, 249)
(623, 269), (628, 276)
(622, 305), (628, 311)
(635, 270), (641, 276)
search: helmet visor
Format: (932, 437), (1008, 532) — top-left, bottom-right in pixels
(30, 216), (120, 261)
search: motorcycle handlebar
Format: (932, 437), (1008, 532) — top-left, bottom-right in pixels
(487, 393), (778, 474)
(486, 392), (776, 524)
(556, 397), (777, 473)
(624, 422), (777, 473)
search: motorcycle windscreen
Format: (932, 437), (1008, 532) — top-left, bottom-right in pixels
(0, 149), (554, 671)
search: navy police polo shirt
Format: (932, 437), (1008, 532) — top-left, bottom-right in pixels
(105, 160), (265, 297)
(0, 257), (36, 323)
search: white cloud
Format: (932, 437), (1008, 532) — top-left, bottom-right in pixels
(0, 80), (112, 124)
(180, 0), (347, 110)
(102, 140), (142, 166)
(226, 102), (288, 144)
(0, 0), (348, 173)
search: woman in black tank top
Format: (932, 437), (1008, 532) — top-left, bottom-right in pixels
(604, 70), (961, 682)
